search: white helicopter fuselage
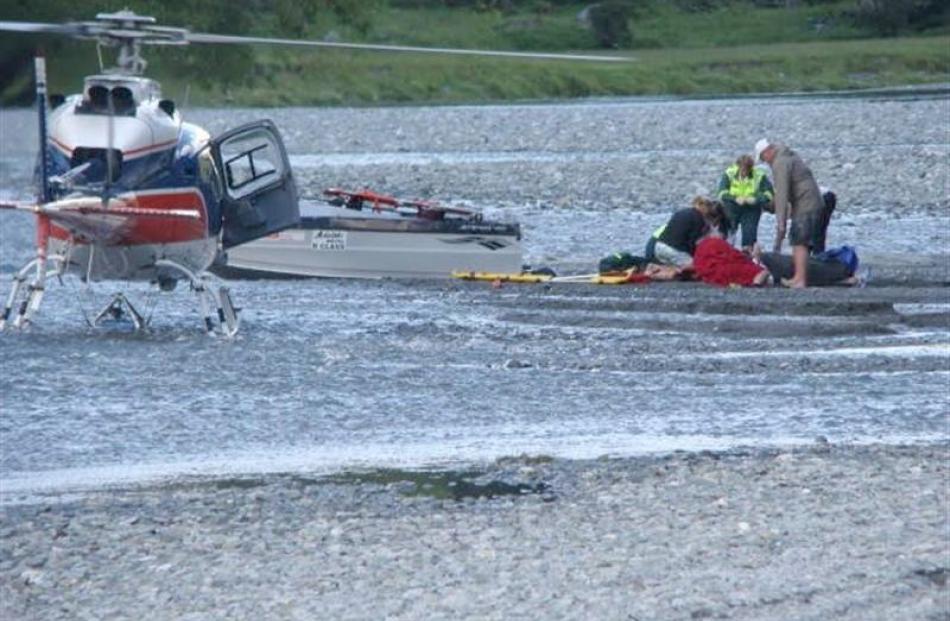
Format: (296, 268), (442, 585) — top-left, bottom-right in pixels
(43, 75), (221, 282)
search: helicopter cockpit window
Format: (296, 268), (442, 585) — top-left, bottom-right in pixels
(219, 130), (284, 200)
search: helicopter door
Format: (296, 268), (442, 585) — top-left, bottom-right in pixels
(211, 120), (300, 249)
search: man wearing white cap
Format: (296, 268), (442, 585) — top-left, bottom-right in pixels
(754, 138), (824, 288)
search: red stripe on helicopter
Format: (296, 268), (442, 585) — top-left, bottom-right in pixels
(123, 139), (179, 158)
(51, 137), (72, 156)
(50, 188), (209, 245)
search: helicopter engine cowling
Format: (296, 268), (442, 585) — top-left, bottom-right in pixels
(47, 76), (180, 192)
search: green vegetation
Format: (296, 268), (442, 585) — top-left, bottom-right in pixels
(0, 0), (947, 106)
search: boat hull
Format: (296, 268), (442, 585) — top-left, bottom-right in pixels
(216, 213), (522, 279)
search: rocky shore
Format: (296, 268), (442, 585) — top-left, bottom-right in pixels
(2, 443), (947, 620)
(1, 95), (947, 620)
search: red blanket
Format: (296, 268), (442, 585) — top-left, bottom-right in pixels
(693, 237), (766, 287)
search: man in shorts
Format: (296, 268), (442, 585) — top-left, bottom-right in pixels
(754, 138), (824, 288)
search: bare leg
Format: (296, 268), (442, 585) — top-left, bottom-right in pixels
(781, 245), (809, 288)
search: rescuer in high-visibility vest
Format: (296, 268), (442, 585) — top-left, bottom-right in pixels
(643, 223), (665, 262)
(716, 154), (774, 252)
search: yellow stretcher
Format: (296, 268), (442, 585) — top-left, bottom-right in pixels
(451, 271), (553, 283)
(451, 270), (641, 285)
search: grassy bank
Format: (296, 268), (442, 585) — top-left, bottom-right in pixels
(1, 1), (947, 106)
(151, 35), (949, 106)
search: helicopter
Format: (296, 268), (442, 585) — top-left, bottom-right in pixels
(0, 10), (628, 335)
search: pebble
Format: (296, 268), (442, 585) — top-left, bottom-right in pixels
(0, 96), (946, 621)
(0, 445), (945, 620)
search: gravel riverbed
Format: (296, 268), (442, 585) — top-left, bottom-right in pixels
(1, 94), (948, 619)
(1, 444), (947, 621)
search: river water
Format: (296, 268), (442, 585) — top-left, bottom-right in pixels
(1, 95), (948, 503)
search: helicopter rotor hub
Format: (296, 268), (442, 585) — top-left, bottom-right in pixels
(67, 11), (189, 75)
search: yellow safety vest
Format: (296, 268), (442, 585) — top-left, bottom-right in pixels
(722, 165), (770, 202)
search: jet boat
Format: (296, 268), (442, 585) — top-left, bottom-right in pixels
(213, 189), (522, 279)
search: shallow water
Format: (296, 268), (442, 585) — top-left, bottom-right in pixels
(1, 96), (948, 503)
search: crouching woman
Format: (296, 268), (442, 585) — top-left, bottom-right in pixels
(653, 196), (722, 269)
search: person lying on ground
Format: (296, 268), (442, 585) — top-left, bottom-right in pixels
(757, 249), (861, 287)
(642, 263), (693, 282)
(692, 237), (772, 287)
(602, 245), (857, 288)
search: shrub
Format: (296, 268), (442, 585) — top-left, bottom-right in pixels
(854, 0), (913, 35)
(329, 0), (382, 35)
(853, 0), (948, 35)
(589, 1), (634, 48)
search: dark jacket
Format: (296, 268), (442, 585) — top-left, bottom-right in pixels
(657, 208), (709, 256)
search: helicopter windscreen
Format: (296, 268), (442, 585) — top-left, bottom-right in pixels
(69, 147), (122, 184)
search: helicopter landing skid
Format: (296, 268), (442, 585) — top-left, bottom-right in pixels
(1, 257), (240, 337)
(154, 259), (240, 337)
(0, 257), (65, 332)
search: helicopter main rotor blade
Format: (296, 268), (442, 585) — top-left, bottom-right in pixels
(0, 21), (83, 35)
(0, 17), (632, 63)
(187, 32), (632, 63)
